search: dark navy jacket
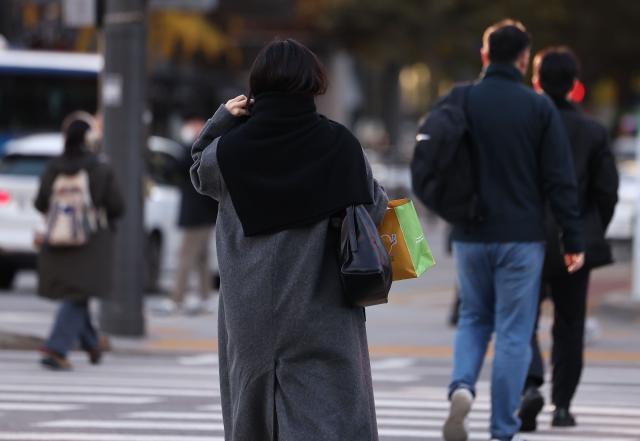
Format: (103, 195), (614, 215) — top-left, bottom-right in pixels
(451, 63), (584, 252)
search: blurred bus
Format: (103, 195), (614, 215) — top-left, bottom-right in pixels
(0, 49), (101, 154)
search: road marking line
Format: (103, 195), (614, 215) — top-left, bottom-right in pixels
(0, 362), (219, 376)
(0, 402), (81, 411)
(0, 434), (224, 441)
(197, 404), (223, 412)
(0, 375), (220, 389)
(0, 384), (218, 397)
(125, 412), (222, 420)
(38, 420), (224, 431)
(378, 428), (638, 440)
(178, 354), (219, 365)
(375, 408), (640, 426)
(0, 393), (159, 404)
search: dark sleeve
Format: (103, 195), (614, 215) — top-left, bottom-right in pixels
(190, 104), (242, 200)
(34, 162), (57, 214)
(589, 126), (619, 228)
(540, 101), (584, 253)
(103, 165), (125, 221)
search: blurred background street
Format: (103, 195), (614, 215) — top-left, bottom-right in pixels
(1, 0), (640, 440)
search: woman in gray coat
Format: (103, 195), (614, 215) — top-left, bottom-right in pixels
(35, 112), (124, 370)
(191, 39), (388, 441)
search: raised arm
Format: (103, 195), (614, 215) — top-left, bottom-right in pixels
(190, 98), (247, 200)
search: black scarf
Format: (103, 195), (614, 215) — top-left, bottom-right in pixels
(217, 92), (373, 236)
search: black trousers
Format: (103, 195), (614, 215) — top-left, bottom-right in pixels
(525, 268), (591, 409)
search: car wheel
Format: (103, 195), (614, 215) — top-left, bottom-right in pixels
(0, 266), (17, 290)
(144, 233), (162, 293)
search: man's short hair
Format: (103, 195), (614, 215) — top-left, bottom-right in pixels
(534, 47), (580, 99)
(483, 19), (531, 64)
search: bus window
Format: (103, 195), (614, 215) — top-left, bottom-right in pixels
(0, 72), (97, 134)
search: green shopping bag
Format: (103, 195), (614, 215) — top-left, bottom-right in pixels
(378, 199), (435, 281)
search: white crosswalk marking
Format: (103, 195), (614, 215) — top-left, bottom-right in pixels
(0, 403), (81, 411)
(0, 435), (224, 441)
(1, 350), (639, 441)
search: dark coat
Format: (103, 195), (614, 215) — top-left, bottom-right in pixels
(450, 64), (584, 253)
(177, 150), (218, 228)
(34, 151), (125, 302)
(544, 100), (619, 276)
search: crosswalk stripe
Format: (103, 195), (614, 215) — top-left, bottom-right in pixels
(1, 350), (639, 440)
(119, 408), (640, 430)
(197, 404), (223, 411)
(0, 384), (218, 397)
(125, 412), (222, 420)
(0, 434), (225, 441)
(378, 428), (639, 440)
(0, 374), (219, 389)
(0, 402), (82, 411)
(38, 420), (225, 431)
(0, 362), (219, 376)
(0, 393), (160, 404)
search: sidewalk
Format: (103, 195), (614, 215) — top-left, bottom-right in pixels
(2, 262), (640, 363)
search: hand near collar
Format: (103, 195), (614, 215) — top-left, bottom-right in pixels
(225, 95), (252, 117)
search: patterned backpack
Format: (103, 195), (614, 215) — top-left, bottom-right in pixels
(45, 169), (97, 247)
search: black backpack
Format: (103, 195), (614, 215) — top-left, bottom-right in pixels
(410, 84), (483, 224)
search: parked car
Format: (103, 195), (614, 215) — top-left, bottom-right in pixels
(0, 133), (214, 291)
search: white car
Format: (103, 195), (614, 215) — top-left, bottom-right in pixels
(0, 133), (210, 290)
(606, 159), (636, 242)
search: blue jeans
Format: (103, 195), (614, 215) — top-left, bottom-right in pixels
(449, 242), (544, 440)
(45, 300), (98, 357)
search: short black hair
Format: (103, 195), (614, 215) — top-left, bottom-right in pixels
(534, 47), (579, 99)
(249, 38), (328, 97)
(483, 19), (531, 64)
(62, 111), (93, 156)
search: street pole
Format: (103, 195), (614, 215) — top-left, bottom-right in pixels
(99, 0), (147, 336)
(633, 112), (640, 301)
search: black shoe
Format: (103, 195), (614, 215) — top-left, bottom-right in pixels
(552, 407), (576, 427)
(86, 347), (102, 365)
(518, 387), (544, 432)
(39, 349), (72, 371)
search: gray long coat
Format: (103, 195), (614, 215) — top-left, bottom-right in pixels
(191, 105), (388, 441)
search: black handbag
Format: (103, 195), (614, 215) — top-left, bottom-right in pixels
(339, 205), (393, 307)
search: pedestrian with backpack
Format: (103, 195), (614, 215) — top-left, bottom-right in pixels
(412, 20), (585, 441)
(518, 47), (619, 432)
(35, 112), (124, 370)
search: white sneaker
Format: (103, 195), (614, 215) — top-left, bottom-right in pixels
(152, 299), (181, 316)
(443, 388), (474, 441)
(184, 297), (217, 316)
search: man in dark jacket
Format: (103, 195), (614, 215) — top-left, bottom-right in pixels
(518, 47), (619, 432)
(442, 20), (585, 441)
(168, 117), (219, 315)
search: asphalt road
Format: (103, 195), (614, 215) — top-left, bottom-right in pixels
(1, 350), (640, 440)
